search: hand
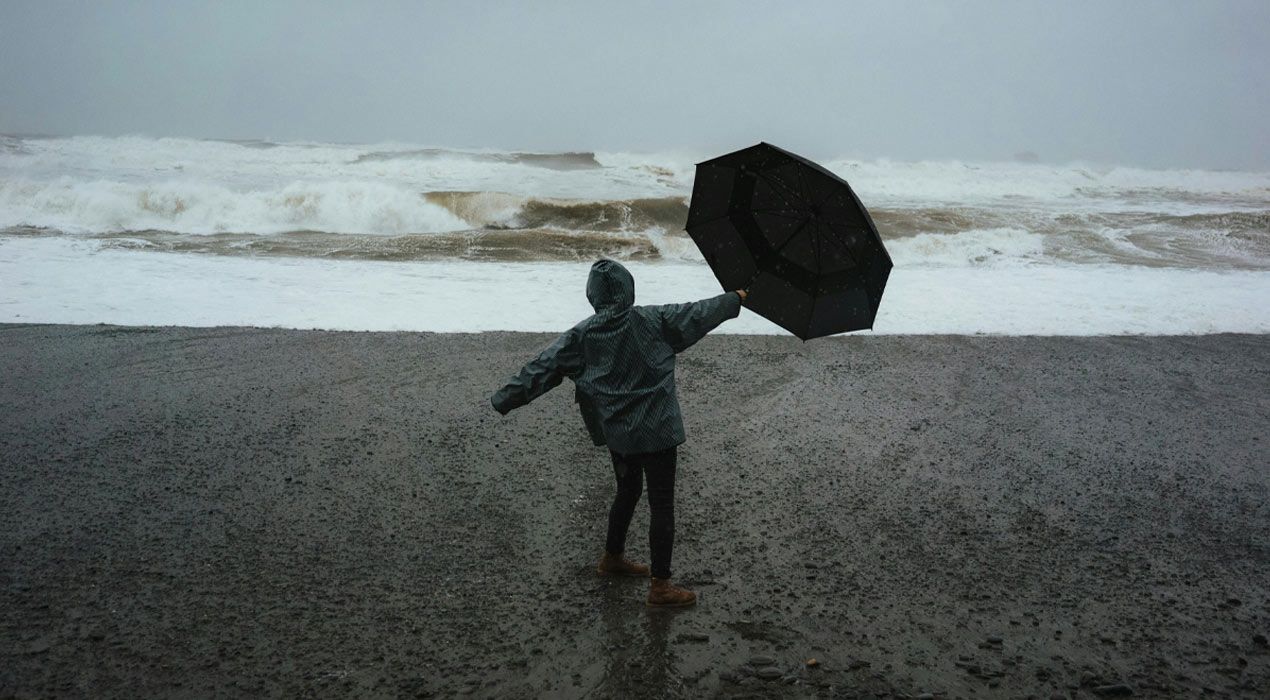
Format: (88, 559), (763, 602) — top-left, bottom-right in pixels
(735, 289), (748, 301)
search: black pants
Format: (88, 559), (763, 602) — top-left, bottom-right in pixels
(605, 446), (677, 580)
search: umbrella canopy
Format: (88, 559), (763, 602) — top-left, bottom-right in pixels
(685, 142), (892, 340)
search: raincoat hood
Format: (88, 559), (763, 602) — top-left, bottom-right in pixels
(586, 259), (635, 313)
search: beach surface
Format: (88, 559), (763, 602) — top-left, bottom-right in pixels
(1, 325), (1267, 698)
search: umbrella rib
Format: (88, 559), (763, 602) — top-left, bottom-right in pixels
(750, 208), (804, 220)
(759, 171), (802, 204)
(772, 217), (813, 256)
(813, 182), (838, 210)
(800, 164), (844, 216)
(814, 220), (824, 280)
(795, 165), (818, 211)
(687, 207), (807, 231)
(814, 217), (865, 228)
(753, 170), (808, 209)
(822, 227), (862, 270)
(683, 211), (737, 229)
(800, 221), (825, 339)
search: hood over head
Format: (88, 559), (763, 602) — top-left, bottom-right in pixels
(586, 259), (635, 313)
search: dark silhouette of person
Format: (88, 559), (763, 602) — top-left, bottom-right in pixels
(492, 259), (745, 606)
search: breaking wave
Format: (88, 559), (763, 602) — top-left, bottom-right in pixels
(0, 135), (31, 155)
(2, 134), (1268, 269)
(0, 178), (470, 236)
(423, 191), (688, 233)
(2, 178), (1269, 268)
(354, 148), (602, 170)
(74, 228), (664, 263)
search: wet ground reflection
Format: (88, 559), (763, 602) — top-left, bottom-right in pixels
(592, 578), (692, 698)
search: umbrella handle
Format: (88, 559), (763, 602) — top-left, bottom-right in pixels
(741, 271), (760, 302)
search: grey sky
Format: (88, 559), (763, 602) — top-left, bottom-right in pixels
(1, 0), (1266, 169)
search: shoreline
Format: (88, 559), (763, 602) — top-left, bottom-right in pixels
(5, 237), (1270, 336)
(2, 325), (1267, 697)
(9, 320), (1270, 337)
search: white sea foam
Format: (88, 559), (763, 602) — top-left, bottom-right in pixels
(3, 237), (1269, 335)
(886, 228), (1048, 267)
(825, 157), (1270, 210)
(3, 134), (1268, 269)
(5, 134), (1267, 206)
(1, 135), (691, 199)
(0, 177), (468, 235)
(2, 135), (1269, 333)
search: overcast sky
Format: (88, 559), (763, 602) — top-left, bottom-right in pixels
(1, 1), (1266, 169)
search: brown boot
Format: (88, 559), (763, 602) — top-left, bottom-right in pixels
(597, 551), (650, 577)
(647, 577), (697, 608)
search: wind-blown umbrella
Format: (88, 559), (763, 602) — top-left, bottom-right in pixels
(685, 142), (892, 340)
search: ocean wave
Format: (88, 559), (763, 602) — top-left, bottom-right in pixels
(0, 176), (692, 239)
(61, 228), (664, 263)
(0, 178), (469, 236)
(822, 158), (1270, 207)
(2, 175), (1268, 268)
(423, 191), (688, 233)
(6, 134), (1269, 207)
(206, 138), (282, 150)
(0, 135), (31, 156)
(7, 216), (1268, 270)
(353, 148), (602, 170)
(886, 228), (1047, 267)
(2, 135), (1268, 270)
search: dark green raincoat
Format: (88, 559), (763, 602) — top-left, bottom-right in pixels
(490, 259), (742, 455)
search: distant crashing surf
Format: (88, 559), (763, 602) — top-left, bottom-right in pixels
(354, 148), (603, 170)
(1, 134), (1268, 269)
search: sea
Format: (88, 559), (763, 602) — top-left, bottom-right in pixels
(2, 134), (1268, 335)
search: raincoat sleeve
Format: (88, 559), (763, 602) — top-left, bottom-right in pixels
(656, 292), (742, 353)
(490, 328), (584, 415)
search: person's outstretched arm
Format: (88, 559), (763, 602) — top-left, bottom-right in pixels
(490, 328), (583, 414)
(657, 290), (746, 353)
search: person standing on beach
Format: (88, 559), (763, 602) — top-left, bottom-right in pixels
(490, 259), (745, 608)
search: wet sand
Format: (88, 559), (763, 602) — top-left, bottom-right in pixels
(1, 324), (1267, 698)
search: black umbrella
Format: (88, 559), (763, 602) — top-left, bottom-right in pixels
(685, 142), (892, 340)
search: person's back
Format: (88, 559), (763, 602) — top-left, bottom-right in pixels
(491, 258), (745, 607)
(492, 259), (742, 454)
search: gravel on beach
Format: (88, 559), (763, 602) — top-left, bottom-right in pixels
(1, 324), (1267, 697)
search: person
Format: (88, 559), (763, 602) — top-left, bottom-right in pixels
(490, 259), (746, 608)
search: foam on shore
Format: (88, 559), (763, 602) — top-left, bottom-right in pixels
(3, 236), (1268, 335)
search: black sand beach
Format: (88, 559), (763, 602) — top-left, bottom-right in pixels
(1, 325), (1267, 698)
